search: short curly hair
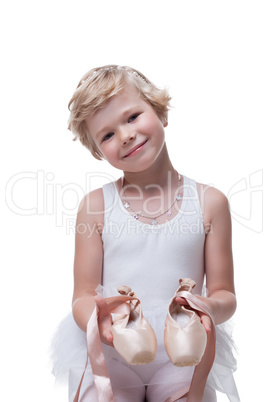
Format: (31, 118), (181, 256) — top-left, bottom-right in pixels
(68, 65), (171, 160)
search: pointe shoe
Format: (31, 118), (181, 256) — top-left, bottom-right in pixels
(111, 285), (157, 365)
(164, 278), (207, 367)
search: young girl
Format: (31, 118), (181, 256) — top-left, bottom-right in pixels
(52, 65), (239, 401)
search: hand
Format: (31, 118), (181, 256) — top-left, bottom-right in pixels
(174, 296), (216, 402)
(94, 295), (114, 346)
(175, 296), (213, 333)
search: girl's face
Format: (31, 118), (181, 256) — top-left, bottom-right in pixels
(86, 88), (167, 172)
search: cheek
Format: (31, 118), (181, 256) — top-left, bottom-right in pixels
(144, 114), (164, 133)
(100, 143), (118, 160)
(149, 121), (165, 142)
(140, 118), (160, 135)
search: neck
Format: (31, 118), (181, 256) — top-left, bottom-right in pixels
(122, 144), (177, 189)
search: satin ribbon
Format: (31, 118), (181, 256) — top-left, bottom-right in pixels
(73, 295), (138, 402)
(74, 292), (214, 402)
(164, 386), (190, 402)
(164, 290), (215, 402)
(176, 290), (215, 326)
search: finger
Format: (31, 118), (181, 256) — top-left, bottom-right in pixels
(94, 295), (109, 316)
(94, 295), (114, 343)
(94, 295), (112, 326)
(103, 328), (114, 343)
(200, 313), (212, 333)
(175, 297), (189, 305)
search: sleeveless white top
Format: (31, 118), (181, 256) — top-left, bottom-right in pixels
(101, 175), (205, 308)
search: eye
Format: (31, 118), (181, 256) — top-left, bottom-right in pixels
(128, 113), (139, 123)
(102, 132), (114, 142)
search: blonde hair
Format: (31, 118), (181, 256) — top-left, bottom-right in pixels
(68, 65), (171, 160)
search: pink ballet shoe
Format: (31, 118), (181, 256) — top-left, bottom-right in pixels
(74, 287), (157, 401)
(111, 285), (157, 365)
(164, 278), (208, 367)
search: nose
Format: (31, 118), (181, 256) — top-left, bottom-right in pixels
(119, 126), (136, 145)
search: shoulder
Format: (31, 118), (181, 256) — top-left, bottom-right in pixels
(76, 179), (120, 233)
(77, 187), (104, 231)
(196, 182), (230, 232)
(196, 182), (229, 209)
(78, 187), (104, 215)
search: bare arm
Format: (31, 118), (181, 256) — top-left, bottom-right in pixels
(72, 189), (113, 344)
(186, 185), (237, 401)
(203, 185), (237, 322)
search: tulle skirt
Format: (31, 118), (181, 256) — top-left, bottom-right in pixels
(50, 287), (240, 401)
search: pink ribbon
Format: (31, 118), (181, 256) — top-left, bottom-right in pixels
(176, 290), (215, 326)
(74, 292), (214, 402)
(163, 291), (215, 402)
(164, 385), (190, 402)
(74, 295), (138, 402)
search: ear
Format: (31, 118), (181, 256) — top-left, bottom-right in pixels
(163, 120), (168, 128)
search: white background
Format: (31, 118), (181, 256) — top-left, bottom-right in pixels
(1, 1), (267, 401)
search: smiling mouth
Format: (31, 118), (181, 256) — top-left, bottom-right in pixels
(123, 140), (148, 158)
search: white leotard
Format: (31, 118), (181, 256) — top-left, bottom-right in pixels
(51, 175), (240, 401)
(101, 175), (205, 307)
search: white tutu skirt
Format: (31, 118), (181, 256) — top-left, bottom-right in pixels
(50, 287), (240, 401)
